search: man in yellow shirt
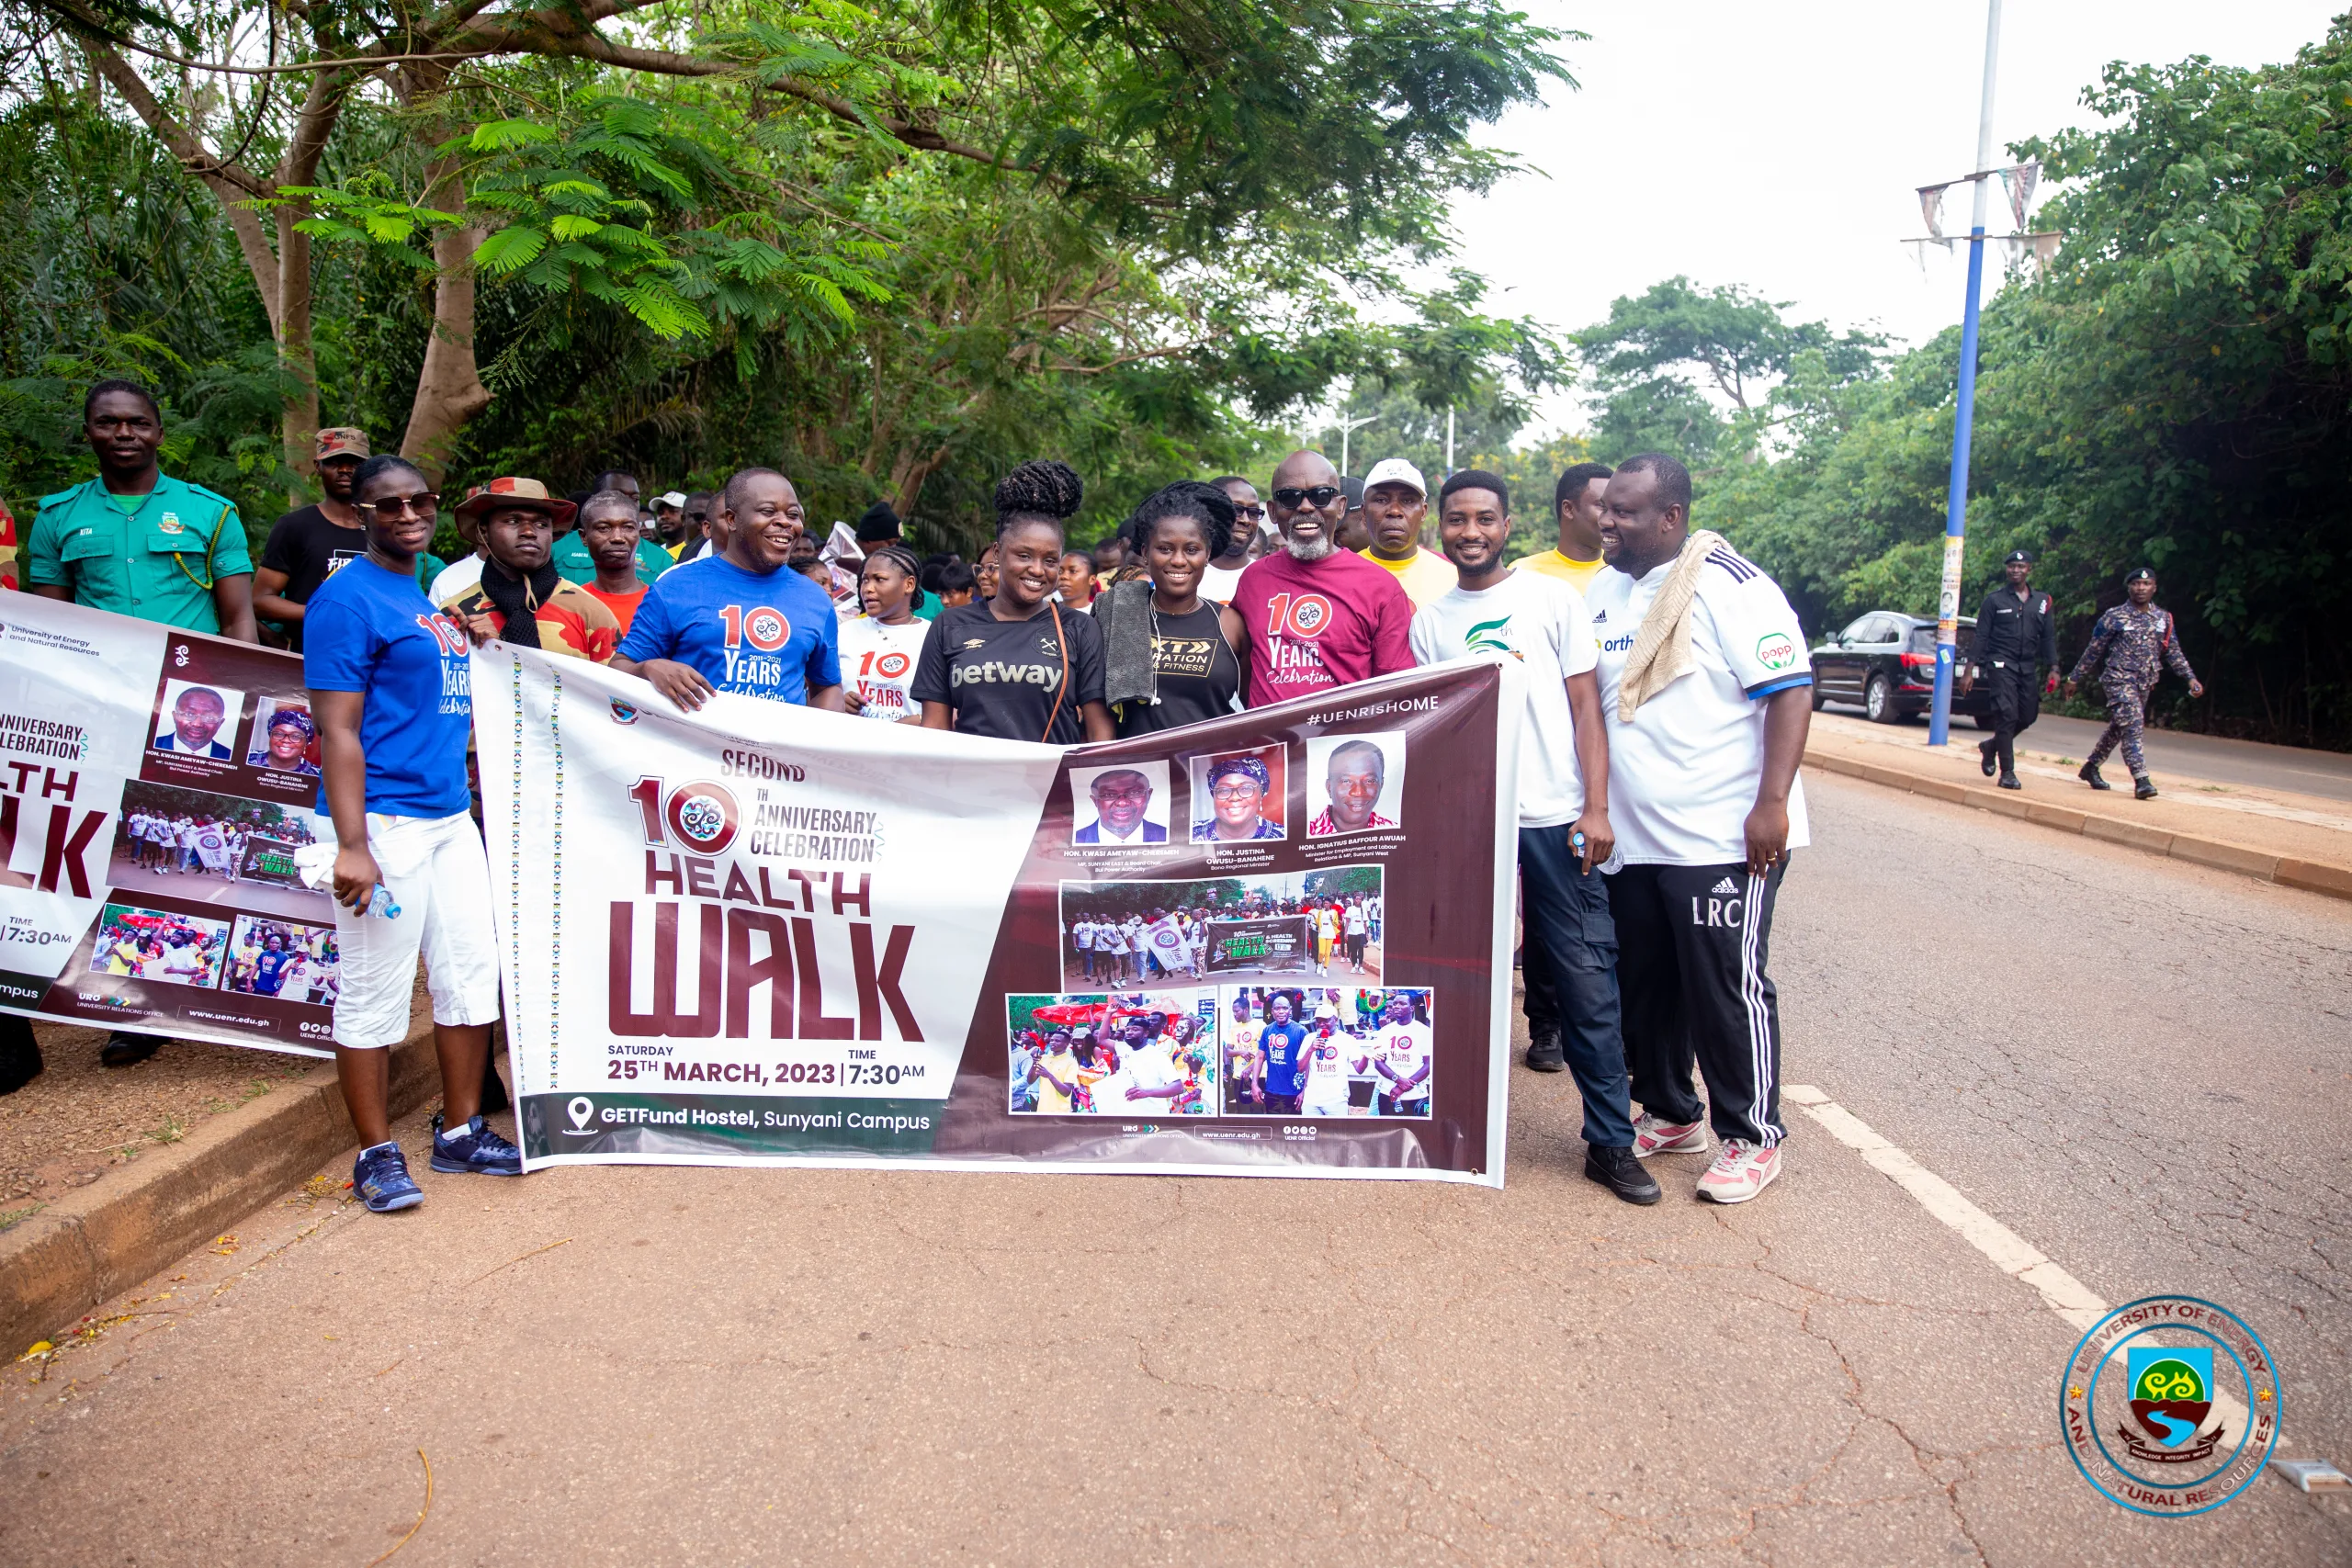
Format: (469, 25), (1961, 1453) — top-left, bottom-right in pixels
(1031, 1030), (1080, 1114)
(1514, 461), (1611, 596)
(1357, 458), (1456, 608)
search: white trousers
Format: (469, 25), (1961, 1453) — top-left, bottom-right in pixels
(331, 810), (501, 1049)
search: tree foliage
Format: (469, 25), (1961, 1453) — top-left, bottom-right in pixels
(1701, 22), (2352, 746)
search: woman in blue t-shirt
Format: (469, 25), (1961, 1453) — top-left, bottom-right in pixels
(306, 455), (520, 1213)
(611, 468), (846, 714)
(909, 461), (1114, 745)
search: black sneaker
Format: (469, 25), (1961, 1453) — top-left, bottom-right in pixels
(431, 1113), (524, 1176)
(2135, 775), (2160, 800)
(1584, 1145), (1662, 1205)
(1997, 772), (2022, 790)
(1524, 1025), (1566, 1074)
(100, 1030), (163, 1067)
(0, 1016), (42, 1095)
(2079, 761), (2111, 791)
(1978, 740), (1997, 777)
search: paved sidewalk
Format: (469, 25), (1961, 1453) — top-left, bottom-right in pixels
(1807, 713), (2352, 889)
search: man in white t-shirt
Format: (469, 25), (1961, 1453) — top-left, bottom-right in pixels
(1366, 991), (1433, 1116)
(1073, 915), (1097, 982)
(1298, 1004), (1359, 1117)
(1409, 468), (1651, 1204)
(1110, 1014), (1185, 1111)
(1586, 453), (1812, 1206)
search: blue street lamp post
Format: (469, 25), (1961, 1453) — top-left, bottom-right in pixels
(1929, 0), (2004, 748)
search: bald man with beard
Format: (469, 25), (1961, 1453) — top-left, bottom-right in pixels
(1228, 449), (1414, 708)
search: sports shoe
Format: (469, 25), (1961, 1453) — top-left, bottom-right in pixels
(1997, 772), (2021, 791)
(1978, 740), (1997, 777)
(2079, 761), (2111, 791)
(431, 1113), (524, 1176)
(1584, 1144), (1662, 1205)
(1696, 1139), (1782, 1204)
(2134, 774), (2160, 800)
(353, 1142), (424, 1213)
(1524, 1024), (1566, 1074)
(1632, 1112), (1708, 1158)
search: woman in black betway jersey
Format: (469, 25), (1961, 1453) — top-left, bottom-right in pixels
(911, 460), (1114, 745)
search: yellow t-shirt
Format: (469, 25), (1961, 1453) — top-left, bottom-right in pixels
(1360, 547), (1458, 609)
(1034, 1048), (1078, 1114)
(1516, 548), (1605, 596)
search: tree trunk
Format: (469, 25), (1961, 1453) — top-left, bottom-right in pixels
(277, 209), (320, 496)
(888, 443), (952, 525)
(398, 156), (492, 482)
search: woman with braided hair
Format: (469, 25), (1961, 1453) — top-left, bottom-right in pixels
(911, 460), (1114, 744)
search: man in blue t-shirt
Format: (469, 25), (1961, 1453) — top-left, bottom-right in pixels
(611, 468), (845, 712)
(1254, 991), (1310, 1115)
(252, 935), (295, 997)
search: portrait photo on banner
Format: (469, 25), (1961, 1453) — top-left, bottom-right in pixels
(1218, 983), (1433, 1120)
(1069, 760), (1172, 847)
(1003, 990), (1219, 1116)
(1304, 731), (1407, 838)
(150, 677), (246, 761)
(1186, 743), (1288, 843)
(244, 697), (322, 776)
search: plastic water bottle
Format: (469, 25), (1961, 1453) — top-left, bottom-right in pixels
(361, 886), (401, 919)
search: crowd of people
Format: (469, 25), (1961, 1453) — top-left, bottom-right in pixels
(1063, 889), (1381, 983)
(119, 806), (319, 884)
(4, 373), (1855, 1216)
(91, 911), (226, 988)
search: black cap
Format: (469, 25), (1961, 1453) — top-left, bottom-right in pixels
(2126, 566), (2156, 583)
(1340, 475), (1365, 508)
(2004, 549), (2032, 565)
(854, 501), (902, 543)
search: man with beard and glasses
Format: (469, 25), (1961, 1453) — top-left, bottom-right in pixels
(1228, 450), (1414, 709)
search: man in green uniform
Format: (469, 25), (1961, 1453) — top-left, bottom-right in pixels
(22, 379), (257, 1072)
(550, 467), (671, 588)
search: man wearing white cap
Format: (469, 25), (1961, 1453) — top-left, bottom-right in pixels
(1357, 458), (1458, 609)
(1298, 1002), (1361, 1119)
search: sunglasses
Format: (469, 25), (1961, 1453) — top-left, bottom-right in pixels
(358, 492), (441, 517)
(1271, 486), (1342, 509)
(1230, 502), (1267, 521)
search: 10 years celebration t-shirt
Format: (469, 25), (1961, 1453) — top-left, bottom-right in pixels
(616, 555), (842, 705)
(1228, 548), (1414, 709)
(302, 556), (473, 818)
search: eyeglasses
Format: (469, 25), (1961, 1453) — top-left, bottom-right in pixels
(1272, 486), (1342, 509)
(1211, 784), (1262, 801)
(358, 492), (440, 518)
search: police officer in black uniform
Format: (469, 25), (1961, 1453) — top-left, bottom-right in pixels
(1961, 549), (2058, 790)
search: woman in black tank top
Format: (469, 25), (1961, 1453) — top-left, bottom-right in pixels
(1101, 482), (1248, 737)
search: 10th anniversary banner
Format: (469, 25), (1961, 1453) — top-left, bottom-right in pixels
(480, 647), (1521, 1184)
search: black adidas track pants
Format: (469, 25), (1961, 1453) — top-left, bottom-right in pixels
(1605, 859), (1790, 1146)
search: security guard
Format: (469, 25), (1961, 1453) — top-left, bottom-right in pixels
(27, 379), (258, 639)
(1959, 549), (2057, 789)
(2065, 567), (2202, 800)
(20, 379), (256, 1076)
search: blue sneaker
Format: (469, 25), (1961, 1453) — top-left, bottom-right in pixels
(353, 1142), (424, 1213)
(431, 1112), (523, 1176)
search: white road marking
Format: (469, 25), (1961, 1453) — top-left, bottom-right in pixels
(1783, 1083), (2108, 1332)
(1783, 1083), (2255, 1441)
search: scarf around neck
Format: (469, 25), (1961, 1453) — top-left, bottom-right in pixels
(479, 556), (562, 649)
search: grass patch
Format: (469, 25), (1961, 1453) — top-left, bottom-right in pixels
(0, 1203), (45, 1232)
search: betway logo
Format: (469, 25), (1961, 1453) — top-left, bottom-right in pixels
(950, 661), (1058, 688)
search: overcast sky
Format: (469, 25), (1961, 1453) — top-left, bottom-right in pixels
(1450, 0), (2345, 434)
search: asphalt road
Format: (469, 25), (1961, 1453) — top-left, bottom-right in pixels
(3, 773), (2347, 1564)
(1817, 696), (2352, 802)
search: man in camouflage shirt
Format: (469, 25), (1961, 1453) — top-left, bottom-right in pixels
(2065, 567), (2203, 799)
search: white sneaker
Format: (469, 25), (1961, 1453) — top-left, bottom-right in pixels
(1631, 1113), (1708, 1158)
(1696, 1139), (1782, 1204)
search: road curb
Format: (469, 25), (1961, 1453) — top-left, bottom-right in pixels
(1803, 748), (2352, 903)
(0, 1017), (440, 1359)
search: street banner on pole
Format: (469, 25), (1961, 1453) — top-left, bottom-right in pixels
(476, 646), (1521, 1184)
(0, 597), (345, 1055)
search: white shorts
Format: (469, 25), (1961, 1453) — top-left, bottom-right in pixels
(1301, 1089), (1351, 1119)
(332, 810), (501, 1049)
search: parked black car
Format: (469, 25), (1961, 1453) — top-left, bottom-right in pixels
(1809, 612), (1996, 727)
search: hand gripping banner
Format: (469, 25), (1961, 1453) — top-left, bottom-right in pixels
(477, 646), (1523, 1183)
